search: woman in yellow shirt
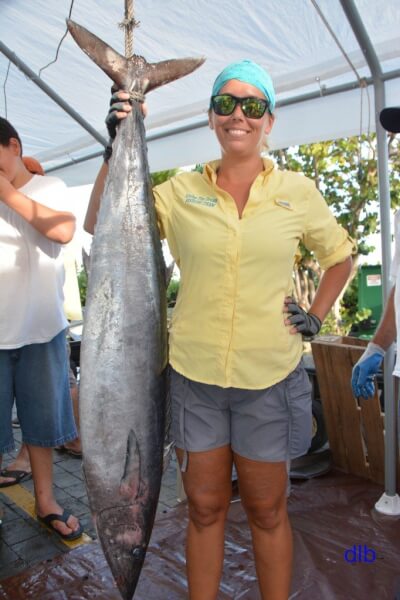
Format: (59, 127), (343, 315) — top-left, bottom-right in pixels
(85, 60), (353, 600)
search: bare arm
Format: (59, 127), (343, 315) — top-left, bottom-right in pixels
(284, 256), (353, 335)
(84, 162), (109, 234)
(0, 175), (75, 243)
(372, 285), (396, 350)
(308, 255), (353, 322)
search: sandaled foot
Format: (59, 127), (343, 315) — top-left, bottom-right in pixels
(0, 469), (32, 488)
(37, 509), (83, 541)
(54, 445), (82, 458)
(64, 443), (82, 458)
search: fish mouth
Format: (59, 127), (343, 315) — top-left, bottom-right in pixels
(96, 508), (149, 600)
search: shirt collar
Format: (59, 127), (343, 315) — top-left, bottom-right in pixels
(203, 157), (275, 185)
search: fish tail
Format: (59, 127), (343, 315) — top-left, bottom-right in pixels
(144, 57), (205, 93)
(66, 19), (204, 94)
(67, 20), (129, 89)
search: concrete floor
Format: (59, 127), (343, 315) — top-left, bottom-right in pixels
(0, 425), (181, 582)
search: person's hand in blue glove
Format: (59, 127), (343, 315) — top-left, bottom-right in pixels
(351, 342), (385, 399)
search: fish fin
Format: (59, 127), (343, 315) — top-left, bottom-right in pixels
(67, 19), (204, 94)
(120, 429), (141, 500)
(144, 57), (205, 93)
(67, 19), (129, 89)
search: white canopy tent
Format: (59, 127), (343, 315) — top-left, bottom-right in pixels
(1, 0), (400, 512)
(0, 0), (399, 183)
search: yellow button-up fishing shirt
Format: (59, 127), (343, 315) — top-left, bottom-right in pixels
(154, 158), (354, 389)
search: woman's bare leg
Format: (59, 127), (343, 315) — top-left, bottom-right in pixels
(176, 445), (233, 600)
(234, 455), (292, 600)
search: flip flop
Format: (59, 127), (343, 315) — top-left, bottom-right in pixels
(54, 445), (82, 459)
(0, 469), (32, 488)
(37, 509), (83, 541)
(65, 448), (82, 459)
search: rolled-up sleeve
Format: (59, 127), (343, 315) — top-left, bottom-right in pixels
(302, 183), (356, 270)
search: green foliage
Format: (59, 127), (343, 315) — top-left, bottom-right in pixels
(167, 277), (180, 307)
(319, 310), (341, 335)
(151, 168), (178, 186)
(273, 134), (400, 332)
(318, 275), (370, 335)
(77, 267), (88, 307)
(340, 276), (358, 322)
(338, 275), (374, 334)
(272, 134), (400, 259)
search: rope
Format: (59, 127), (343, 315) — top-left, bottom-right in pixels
(38, 0), (75, 77)
(2, 60), (11, 118)
(129, 90), (145, 103)
(118, 0), (140, 58)
(310, 0), (363, 85)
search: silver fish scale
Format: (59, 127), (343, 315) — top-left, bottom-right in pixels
(79, 105), (168, 599)
(65, 17), (205, 600)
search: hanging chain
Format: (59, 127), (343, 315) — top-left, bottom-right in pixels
(119, 0), (140, 58)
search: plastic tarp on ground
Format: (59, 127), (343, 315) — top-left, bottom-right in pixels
(0, 470), (399, 600)
(0, 0), (400, 185)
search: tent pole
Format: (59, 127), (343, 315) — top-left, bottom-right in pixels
(339, 0), (400, 514)
(0, 41), (108, 148)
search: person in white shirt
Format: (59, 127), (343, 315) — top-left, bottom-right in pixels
(0, 118), (82, 540)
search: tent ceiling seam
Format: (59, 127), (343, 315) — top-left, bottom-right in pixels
(310, 0), (364, 85)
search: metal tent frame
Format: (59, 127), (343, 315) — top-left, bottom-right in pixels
(0, 0), (399, 512)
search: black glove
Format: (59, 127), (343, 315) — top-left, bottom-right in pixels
(285, 299), (322, 340)
(102, 90), (132, 164)
(106, 90), (130, 141)
(102, 143), (113, 164)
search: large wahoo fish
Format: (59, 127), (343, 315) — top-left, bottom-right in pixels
(66, 19), (204, 600)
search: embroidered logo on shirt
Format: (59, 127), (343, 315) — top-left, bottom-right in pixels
(275, 199), (293, 210)
(185, 194), (217, 208)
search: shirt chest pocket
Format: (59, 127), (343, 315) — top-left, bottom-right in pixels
(269, 198), (304, 244)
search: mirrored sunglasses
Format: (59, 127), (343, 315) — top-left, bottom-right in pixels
(211, 93), (270, 119)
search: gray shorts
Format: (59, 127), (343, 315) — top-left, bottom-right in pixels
(170, 361), (312, 463)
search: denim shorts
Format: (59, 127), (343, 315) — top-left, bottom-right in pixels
(0, 329), (78, 452)
(170, 360), (312, 465)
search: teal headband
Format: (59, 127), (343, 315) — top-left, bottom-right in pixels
(211, 59), (276, 112)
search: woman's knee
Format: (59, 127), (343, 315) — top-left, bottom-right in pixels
(188, 495), (230, 530)
(244, 499), (287, 531)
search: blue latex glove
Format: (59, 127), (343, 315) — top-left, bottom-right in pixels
(351, 342), (385, 398)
